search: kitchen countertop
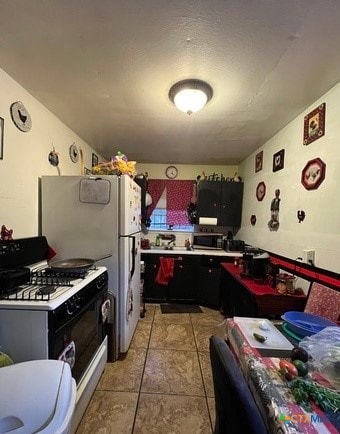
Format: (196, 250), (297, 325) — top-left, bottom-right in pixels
(141, 248), (243, 257)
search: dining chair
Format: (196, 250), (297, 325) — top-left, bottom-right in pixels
(209, 335), (268, 434)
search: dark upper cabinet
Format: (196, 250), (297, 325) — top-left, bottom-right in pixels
(197, 181), (243, 227)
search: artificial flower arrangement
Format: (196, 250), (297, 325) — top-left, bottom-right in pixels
(92, 151), (136, 176)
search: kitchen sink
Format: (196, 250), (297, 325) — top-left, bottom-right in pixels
(150, 245), (193, 252)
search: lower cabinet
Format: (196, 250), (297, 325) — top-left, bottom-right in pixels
(142, 253), (200, 303)
(198, 256), (224, 309)
(142, 253), (230, 308)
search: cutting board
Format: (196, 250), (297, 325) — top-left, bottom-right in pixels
(234, 317), (293, 350)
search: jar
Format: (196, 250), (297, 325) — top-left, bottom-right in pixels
(276, 273), (296, 294)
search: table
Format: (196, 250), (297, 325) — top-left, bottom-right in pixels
(220, 263), (307, 318)
(226, 319), (340, 433)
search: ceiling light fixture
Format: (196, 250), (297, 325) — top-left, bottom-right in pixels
(169, 79), (213, 115)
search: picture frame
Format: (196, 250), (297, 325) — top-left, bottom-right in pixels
(0, 117), (4, 159)
(84, 167), (92, 175)
(272, 149), (285, 172)
(92, 153), (98, 167)
(255, 150), (263, 173)
(303, 103), (326, 146)
(256, 181), (266, 201)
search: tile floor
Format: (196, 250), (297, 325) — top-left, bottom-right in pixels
(76, 304), (227, 433)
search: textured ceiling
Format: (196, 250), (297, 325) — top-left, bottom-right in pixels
(1, 0), (340, 164)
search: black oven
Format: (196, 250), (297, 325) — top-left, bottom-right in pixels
(48, 271), (109, 383)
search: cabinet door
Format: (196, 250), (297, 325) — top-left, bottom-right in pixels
(170, 256), (200, 302)
(197, 181), (221, 221)
(219, 182), (243, 227)
(142, 254), (172, 302)
(198, 256), (222, 309)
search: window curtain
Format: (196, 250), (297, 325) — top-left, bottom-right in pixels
(166, 180), (193, 225)
(146, 179), (167, 218)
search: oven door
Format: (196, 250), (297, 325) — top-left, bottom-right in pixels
(48, 288), (108, 383)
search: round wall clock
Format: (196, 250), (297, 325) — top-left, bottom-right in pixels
(69, 143), (79, 163)
(10, 101), (32, 132)
(165, 165), (178, 179)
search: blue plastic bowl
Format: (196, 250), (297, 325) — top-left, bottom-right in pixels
(281, 311), (337, 337)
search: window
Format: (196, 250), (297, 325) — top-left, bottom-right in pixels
(147, 180), (194, 231)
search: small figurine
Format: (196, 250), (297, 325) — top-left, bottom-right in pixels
(1, 225), (13, 241)
(268, 189), (281, 231)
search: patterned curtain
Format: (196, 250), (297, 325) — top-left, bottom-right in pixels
(166, 180), (194, 225)
(146, 179), (167, 218)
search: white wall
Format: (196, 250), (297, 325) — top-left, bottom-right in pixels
(0, 68), (102, 238)
(136, 163), (239, 180)
(238, 82), (340, 273)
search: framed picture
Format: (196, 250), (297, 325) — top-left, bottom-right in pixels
(92, 153), (98, 167)
(301, 157), (326, 190)
(255, 151), (263, 173)
(84, 167), (92, 175)
(0, 117), (4, 159)
(303, 103), (326, 146)
(272, 149), (285, 172)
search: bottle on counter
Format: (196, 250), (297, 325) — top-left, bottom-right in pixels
(155, 235), (160, 247)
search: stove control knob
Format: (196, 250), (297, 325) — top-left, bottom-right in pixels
(66, 300), (75, 315)
(73, 294), (81, 309)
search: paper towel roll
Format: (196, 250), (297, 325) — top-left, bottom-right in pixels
(198, 217), (218, 225)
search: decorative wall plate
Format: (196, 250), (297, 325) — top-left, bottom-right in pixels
(250, 215), (257, 226)
(69, 143), (79, 163)
(256, 182), (266, 201)
(301, 157), (326, 190)
(48, 147), (59, 167)
(10, 101), (32, 132)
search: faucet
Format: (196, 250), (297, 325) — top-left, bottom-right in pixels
(167, 235), (176, 248)
(167, 235), (176, 247)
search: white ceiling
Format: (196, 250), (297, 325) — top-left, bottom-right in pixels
(1, 0), (340, 164)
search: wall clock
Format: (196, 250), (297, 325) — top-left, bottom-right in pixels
(10, 101), (32, 132)
(69, 143), (79, 163)
(165, 165), (178, 179)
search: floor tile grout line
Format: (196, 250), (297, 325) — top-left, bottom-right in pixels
(131, 305), (156, 433)
(190, 310), (214, 432)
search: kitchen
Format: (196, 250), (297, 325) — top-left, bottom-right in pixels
(1, 1), (340, 433)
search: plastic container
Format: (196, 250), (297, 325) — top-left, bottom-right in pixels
(281, 311), (337, 337)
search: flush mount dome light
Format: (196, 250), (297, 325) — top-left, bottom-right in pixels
(169, 79), (213, 115)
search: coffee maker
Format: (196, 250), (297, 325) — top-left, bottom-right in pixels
(241, 249), (269, 281)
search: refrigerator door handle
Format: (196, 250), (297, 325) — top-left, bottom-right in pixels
(120, 234), (136, 279)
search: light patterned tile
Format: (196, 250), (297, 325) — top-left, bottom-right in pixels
(198, 351), (214, 398)
(134, 393), (212, 434)
(190, 309), (226, 327)
(141, 304), (156, 322)
(141, 349), (205, 396)
(149, 322), (196, 350)
(193, 324), (227, 352)
(153, 305), (191, 324)
(76, 390), (138, 434)
(130, 320), (152, 349)
(97, 348), (146, 392)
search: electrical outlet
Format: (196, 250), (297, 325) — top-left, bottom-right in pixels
(303, 249), (315, 265)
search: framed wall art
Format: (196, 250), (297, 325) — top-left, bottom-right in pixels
(303, 103), (326, 146)
(84, 167), (92, 175)
(0, 117), (4, 159)
(92, 153), (98, 167)
(272, 149), (285, 172)
(255, 150), (263, 173)
(301, 157), (326, 190)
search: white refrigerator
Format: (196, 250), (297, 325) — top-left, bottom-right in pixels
(40, 175), (141, 360)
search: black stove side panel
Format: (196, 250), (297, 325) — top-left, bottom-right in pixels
(0, 236), (48, 268)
